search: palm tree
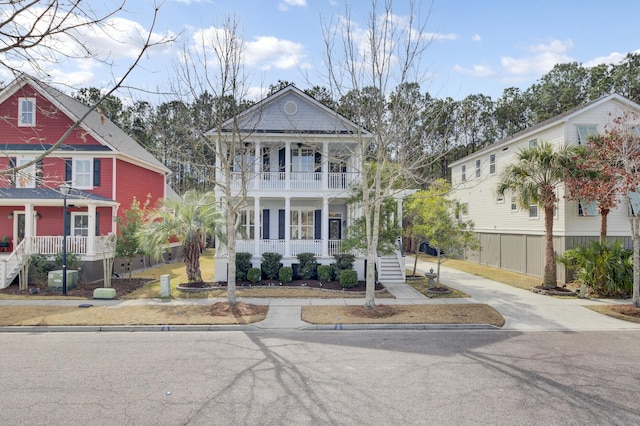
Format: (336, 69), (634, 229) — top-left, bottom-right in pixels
(137, 190), (224, 284)
(497, 142), (574, 288)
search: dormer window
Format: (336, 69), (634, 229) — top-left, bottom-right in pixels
(18, 97), (36, 127)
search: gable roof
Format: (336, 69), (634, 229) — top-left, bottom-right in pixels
(205, 85), (370, 137)
(450, 93), (640, 166)
(3, 74), (169, 174)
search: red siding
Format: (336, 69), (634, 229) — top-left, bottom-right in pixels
(115, 159), (165, 217)
(0, 84), (102, 148)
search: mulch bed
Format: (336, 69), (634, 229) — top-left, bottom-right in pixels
(609, 304), (640, 319)
(215, 278), (384, 292)
(0, 278), (154, 298)
(531, 285), (577, 296)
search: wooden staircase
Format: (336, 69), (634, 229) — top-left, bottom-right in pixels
(0, 240), (26, 289)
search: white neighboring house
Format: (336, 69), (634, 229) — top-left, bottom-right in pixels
(449, 94), (640, 282)
(206, 85), (406, 283)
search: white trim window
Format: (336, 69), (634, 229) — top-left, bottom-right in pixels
(237, 210), (256, 239)
(461, 165), (466, 182)
(475, 159), (481, 178)
(290, 209), (314, 240)
(291, 147), (315, 172)
(578, 200), (598, 217)
(529, 205), (539, 219)
(16, 158), (36, 188)
(510, 197), (517, 212)
(489, 154), (496, 174)
(18, 97), (36, 127)
(577, 125), (598, 145)
(71, 213), (89, 236)
(460, 203), (469, 217)
(73, 159), (92, 189)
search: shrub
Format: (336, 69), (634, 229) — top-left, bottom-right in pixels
(339, 269), (358, 288)
(332, 253), (355, 280)
(296, 252), (317, 280)
(278, 266), (293, 283)
(261, 252), (282, 279)
(558, 240), (632, 297)
(53, 251), (80, 271)
(236, 252), (253, 281)
(28, 253), (54, 285)
(317, 264), (332, 281)
(247, 267), (262, 284)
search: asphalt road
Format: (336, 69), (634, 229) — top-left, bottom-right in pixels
(1, 330), (639, 425)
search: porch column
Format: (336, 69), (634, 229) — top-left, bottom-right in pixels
(284, 197), (291, 257)
(322, 197), (329, 257)
(322, 141), (328, 190)
(87, 204), (97, 255)
(396, 197), (403, 228)
(254, 141), (261, 190)
(285, 141), (291, 190)
(24, 203), (34, 252)
(254, 197), (260, 256)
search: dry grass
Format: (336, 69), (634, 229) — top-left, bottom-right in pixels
(405, 275), (469, 298)
(416, 254), (542, 291)
(302, 304), (505, 326)
(0, 303), (267, 326)
(586, 304), (640, 324)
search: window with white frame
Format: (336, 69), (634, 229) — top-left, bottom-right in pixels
(529, 139), (537, 148)
(510, 197), (517, 212)
(461, 165), (466, 182)
(237, 210), (256, 239)
(475, 159), (481, 178)
(460, 203), (469, 217)
(529, 204), (538, 218)
(71, 213), (89, 236)
(232, 149), (255, 172)
(291, 147), (315, 172)
(290, 209), (314, 240)
(16, 158), (36, 188)
(578, 200), (598, 217)
(577, 125), (598, 144)
(18, 97), (35, 126)
(489, 154), (496, 174)
(73, 159), (92, 188)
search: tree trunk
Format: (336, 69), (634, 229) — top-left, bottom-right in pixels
(543, 205), (557, 288)
(599, 209), (609, 244)
(632, 216), (640, 307)
(226, 206), (237, 306)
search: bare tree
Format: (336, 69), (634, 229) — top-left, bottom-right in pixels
(322, 0), (440, 307)
(0, 1), (173, 185)
(170, 15), (256, 306)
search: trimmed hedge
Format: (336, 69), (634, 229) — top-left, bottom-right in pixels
(339, 269), (358, 288)
(297, 252), (317, 280)
(247, 267), (262, 284)
(261, 252), (282, 279)
(236, 252), (253, 281)
(279, 266), (293, 283)
(317, 265), (332, 281)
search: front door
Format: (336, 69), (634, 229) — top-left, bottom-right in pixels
(329, 218), (341, 240)
(16, 213), (26, 243)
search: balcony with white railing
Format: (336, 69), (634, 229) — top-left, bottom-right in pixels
(226, 171), (359, 192)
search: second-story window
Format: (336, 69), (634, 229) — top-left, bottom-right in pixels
(489, 154), (496, 174)
(461, 165), (466, 182)
(291, 147), (314, 172)
(475, 159), (481, 178)
(74, 159), (92, 188)
(18, 97), (36, 127)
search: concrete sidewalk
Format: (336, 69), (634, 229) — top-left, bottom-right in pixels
(1, 257), (640, 332)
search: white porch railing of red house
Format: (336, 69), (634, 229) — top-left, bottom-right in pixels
(217, 239), (344, 257)
(31, 236), (88, 255)
(229, 171), (359, 191)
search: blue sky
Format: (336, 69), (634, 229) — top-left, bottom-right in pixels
(5, 0), (639, 103)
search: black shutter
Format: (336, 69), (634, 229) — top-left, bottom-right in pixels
(95, 212), (100, 235)
(65, 211), (71, 236)
(64, 159), (72, 182)
(262, 209), (270, 239)
(314, 151), (321, 172)
(278, 209), (285, 239)
(9, 157), (16, 187)
(314, 209), (321, 239)
(93, 159), (101, 187)
(278, 148), (285, 173)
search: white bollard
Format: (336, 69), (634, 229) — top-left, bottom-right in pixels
(160, 274), (171, 297)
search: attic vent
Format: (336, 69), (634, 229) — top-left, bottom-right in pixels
(284, 101), (297, 115)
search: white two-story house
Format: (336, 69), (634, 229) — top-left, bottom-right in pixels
(207, 85), (406, 283)
(449, 94), (640, 282)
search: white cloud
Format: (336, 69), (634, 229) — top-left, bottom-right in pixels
(501, 39), (574, 76)
(472, 34), (481, 42)
(453, 64), (495, 78)
(245, 36), (309, 70)
(583, 49), (640, 67)
(278, 0), (307, 11)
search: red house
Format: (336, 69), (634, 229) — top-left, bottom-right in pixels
(0, 74), (171, 287)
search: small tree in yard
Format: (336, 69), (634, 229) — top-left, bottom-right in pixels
(405, 180), (480, 284)
(116, 196), (150, 279)
(137, 191), (224, 284)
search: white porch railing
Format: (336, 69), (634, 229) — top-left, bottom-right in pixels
(226, 171), (358, 191)
(0, 239), (26, 289)
(217, 239), (345, 257)
(31, 236), (88, 255)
